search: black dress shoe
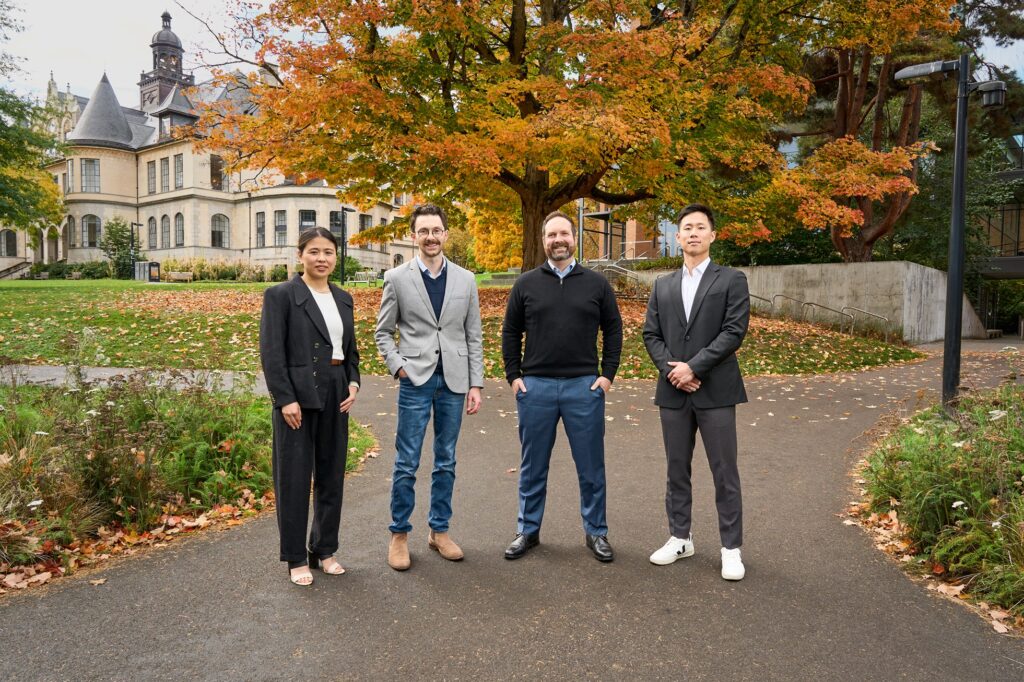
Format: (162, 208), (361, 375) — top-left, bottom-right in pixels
(586, 534), (614, 562)
(504, 532), (540, 560)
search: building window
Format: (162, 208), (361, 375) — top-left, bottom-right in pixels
(0, 229), (16, 257)
(329, 210), (346, 242)
(174, 154), (183, 189)
(67, 216), (76, 247)
(299, 210), (317, 229)
(359, 214), (372, 232)
(82, 215), (101, 247)
(161, 215), (170, 248)
(256, 211), (266, 248)
(61, 173), (67, 194)
(66, 159), (73, 194)
(210, 154), (225, 191)
(52, 174), (58, 185)
(160, 157), (170, 192)
(148, 217), (157, 249)
(81, 159), (100, 192)
(175, 213), (184, 246)
(274, 210), (287, 246)
(147, 161), (156, 194)
(211, 214), (229, 248)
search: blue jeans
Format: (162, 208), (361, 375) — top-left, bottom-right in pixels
(515, 375), (608, 536)
(389, 371), (465, 534)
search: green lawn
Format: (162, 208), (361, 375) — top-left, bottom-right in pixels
(0, 280), (921, 377)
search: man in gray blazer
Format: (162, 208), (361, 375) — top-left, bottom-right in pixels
(375, 204), (484, 571)
(642, 203), (750, 580)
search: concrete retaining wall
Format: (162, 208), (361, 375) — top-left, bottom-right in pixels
(633, 261), (985, 344)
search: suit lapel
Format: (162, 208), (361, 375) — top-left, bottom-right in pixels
(407, 260), (438, 323)
(666, 269), (686, 331)
(291, 275), (331, 343)
(687, 263), (721, 325)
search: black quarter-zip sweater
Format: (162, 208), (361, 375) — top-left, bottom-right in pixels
(501, 263), (623, 384)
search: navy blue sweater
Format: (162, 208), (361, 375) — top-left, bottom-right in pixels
(501, 264), (622, 384)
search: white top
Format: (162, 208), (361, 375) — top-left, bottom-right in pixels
(680, 257), (711, 322)
(309, 288), (345, 360)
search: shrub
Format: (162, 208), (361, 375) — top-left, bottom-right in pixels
(269, 264), (288, 281)
(632, 255), (683, 271)
(864, 382), (1024, 614)
(78, 261), (112, 279)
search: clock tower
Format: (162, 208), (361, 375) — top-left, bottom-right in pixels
(138, 11), (194, 113)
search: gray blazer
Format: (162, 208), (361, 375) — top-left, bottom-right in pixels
(375, 259), (485, 393)
(643, 263), (750, 409)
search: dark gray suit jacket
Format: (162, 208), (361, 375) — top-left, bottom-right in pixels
(260, 275), (361, 410)
(643, 263), (749, 409)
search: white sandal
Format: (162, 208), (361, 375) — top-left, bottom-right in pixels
(289, 565), (313, 586)
(311, 554), (346, 575)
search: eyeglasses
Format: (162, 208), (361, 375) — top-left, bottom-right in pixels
(414, 228), (446, 238)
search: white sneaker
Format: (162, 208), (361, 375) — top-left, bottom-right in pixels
(721, 547), (745, 580)
(649, 536), (694, 565)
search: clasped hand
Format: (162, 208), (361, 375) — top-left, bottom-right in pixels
(666, 361), (701, 393)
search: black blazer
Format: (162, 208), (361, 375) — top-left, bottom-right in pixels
(260, 275), (361, 410)
(643, 263), (749, 409)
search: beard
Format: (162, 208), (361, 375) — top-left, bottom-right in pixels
(546, 243), (573, 262)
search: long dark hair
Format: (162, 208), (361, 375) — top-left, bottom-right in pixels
(297, 227), (339, 253)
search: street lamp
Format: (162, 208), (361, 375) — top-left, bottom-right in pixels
(129, 222), (143, 279)
(895, 55), (1006, 413)
(339, 207), (356, 284)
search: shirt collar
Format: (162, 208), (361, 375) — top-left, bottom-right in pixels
(416, 255), (447, 278)
(548, 258), (576, 276)
(683, 257), (711, 277)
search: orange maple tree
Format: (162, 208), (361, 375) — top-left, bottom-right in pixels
(194, 1), (954, 268)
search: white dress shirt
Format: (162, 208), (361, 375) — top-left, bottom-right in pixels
(680, 257), (711, 322)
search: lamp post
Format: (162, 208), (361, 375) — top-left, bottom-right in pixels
(894, 56), (1005, 413)
(339, 206), (356, 284)
(129, 222), (143, 279)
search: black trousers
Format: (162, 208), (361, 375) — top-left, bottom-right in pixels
(272, 364), (349, 563)
(659, 402), (742, 549)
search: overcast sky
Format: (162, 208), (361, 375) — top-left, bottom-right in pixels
(2, 0), (269, 108)
(3, 1), (1024, 110)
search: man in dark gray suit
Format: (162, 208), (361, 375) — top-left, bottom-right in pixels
(642, 203), (750, 580)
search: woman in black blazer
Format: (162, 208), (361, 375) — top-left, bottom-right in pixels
(260, 227), (361, 586)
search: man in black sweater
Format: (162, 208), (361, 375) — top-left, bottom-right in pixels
(501, 211), (623, 562)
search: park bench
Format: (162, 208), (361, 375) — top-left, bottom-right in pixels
(168, 271), (194, 283)
(34, 272), (49, 280)
(350, 270), (377, 285)
(65, 271), (82, 280)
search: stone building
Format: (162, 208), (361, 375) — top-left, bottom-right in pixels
(0, 12), (415, 279)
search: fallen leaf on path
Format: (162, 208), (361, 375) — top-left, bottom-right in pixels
(89, 579), (107, 586)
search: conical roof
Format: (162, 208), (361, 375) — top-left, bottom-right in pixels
(66, 74), (134, 150)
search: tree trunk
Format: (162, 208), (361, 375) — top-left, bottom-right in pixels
(831, 228), (876, 262)
(521, 194), (547, 270)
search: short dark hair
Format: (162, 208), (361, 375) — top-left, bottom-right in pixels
(677, 203), (715, 230)
(297, 226), (339, 253)
(542, 210), (576, 233)
(409, 204), (448, 233)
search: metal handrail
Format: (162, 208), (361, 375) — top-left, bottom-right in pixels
(841, 306), (890, 342)
(771, 294), (805, 314)
(749, 293), (772, 309)
(801, 302), (855, 331)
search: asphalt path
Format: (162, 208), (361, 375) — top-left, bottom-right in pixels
(2, 350), (1023, 680)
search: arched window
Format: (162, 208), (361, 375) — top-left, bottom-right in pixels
(67, 216), (76, 247)
(0, 229), (16, 257)
(211, 214), (229, 248)
(161, 215), (170, 248)
(393, 254), (404, 267)
(81, 215), (101, 247)
(148, 217), (157, 249)
(174, 213), (184, 246)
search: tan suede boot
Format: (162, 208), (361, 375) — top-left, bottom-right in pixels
(428, 530), (465, 561)
(388, 532), (411, 571)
